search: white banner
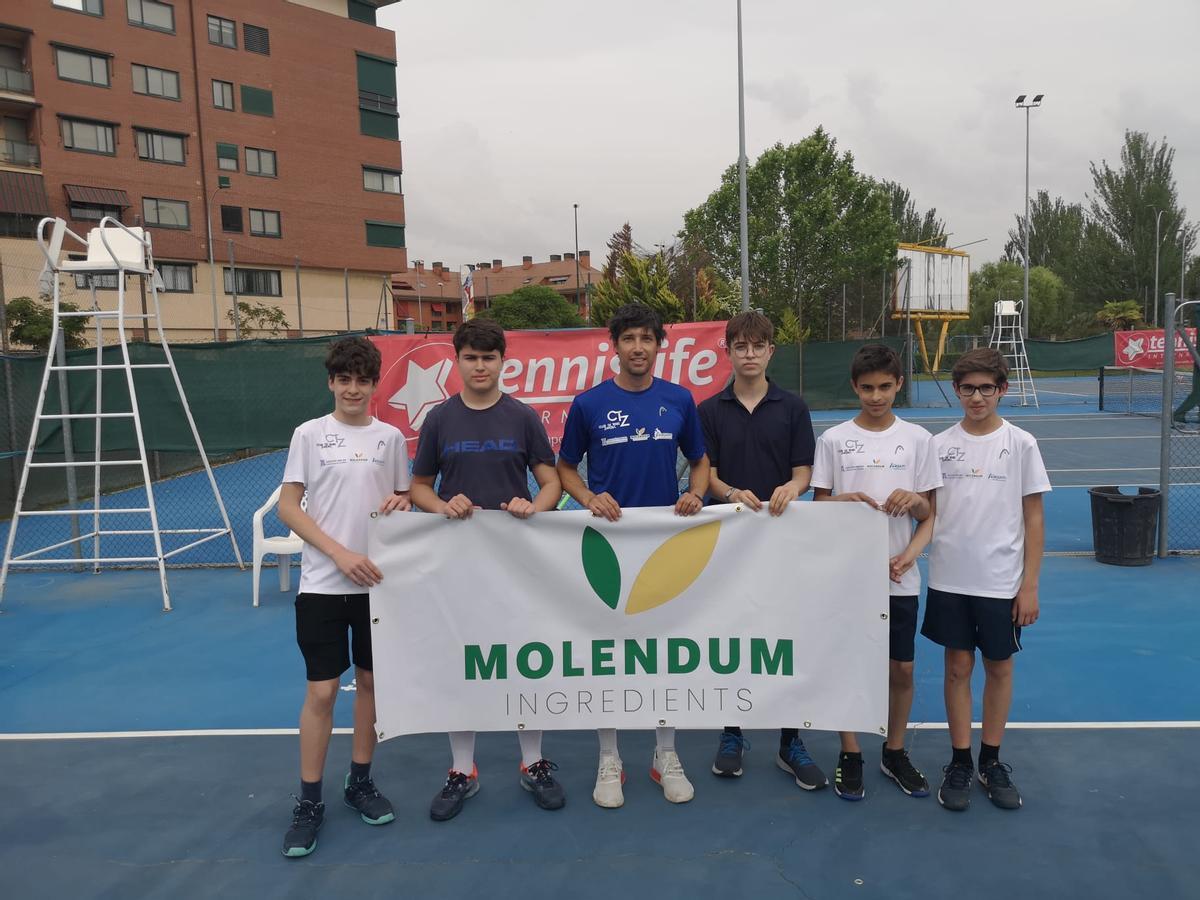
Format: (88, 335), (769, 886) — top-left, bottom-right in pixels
(369, 504), (889, 738)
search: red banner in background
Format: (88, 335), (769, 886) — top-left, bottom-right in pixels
(1114, 329), (1198, 369)
(369, 322), (731, 456)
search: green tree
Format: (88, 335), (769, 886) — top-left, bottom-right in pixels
(477, 284), (584, 330)
(227, 300), (289, 337)
(1094, 300), (1146, 332)
(589, 250), (684, 326)
(966, 261), (1072, 338)
(5, 296), (87, 350)
(883, 180), (946, 246)
(680, 128), (898, 334)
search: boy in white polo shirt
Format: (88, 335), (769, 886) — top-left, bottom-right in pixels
(922, 347), (1049, 812)
(812, 344), (941, 801)
(277, 336), (411, 857)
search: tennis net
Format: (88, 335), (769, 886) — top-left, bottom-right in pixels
(1098, 366), (1197, 417)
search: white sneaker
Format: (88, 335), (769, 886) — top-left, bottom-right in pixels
(593, 752), (625, 808)
(651, 748), (695, 803)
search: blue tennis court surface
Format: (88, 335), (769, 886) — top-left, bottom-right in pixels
(2, 374), (1198, 898)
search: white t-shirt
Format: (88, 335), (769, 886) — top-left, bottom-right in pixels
(812, 417), (943, 596)
(928, 420), (1051, 599)
(282, 415), (410, 594)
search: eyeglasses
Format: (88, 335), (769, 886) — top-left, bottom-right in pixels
(955, 383), (1001, 398)
(731, 342), (771, 357)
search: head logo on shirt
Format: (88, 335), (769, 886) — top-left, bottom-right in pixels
(658, 406), (668, 416)
(581, 521), (721, 615)
(999, 448), (1011, 459)
(377, 440), (387, 451)
(894, 444), (905, 454)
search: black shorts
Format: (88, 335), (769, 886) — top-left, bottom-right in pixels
(920, 587), (1022, 661)
(295, 592), (373, 682)
(888, 595), (919, 663)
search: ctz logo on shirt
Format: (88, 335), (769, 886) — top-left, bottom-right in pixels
(940, 446), (967, 462)
(838, 439), (865, 455)
(317, 433), (346, 449)
(599, 409), (630, 431)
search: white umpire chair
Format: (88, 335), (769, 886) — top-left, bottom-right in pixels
(251, 484), (304, 607)
(0, 217), (244, 612)
(988, 299), (1039, 407)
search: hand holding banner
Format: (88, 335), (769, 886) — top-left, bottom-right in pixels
(368, 504), (889, 738)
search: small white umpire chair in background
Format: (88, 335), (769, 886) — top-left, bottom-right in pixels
(0, 217), (243, 612)
(988, 299), (1039, 407)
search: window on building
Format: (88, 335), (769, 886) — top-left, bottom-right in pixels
(249, 208), (280, 238)
(127, 0), (174, 33)
(156, 262), (194, 292)
(69, 201), (123, 222)
(54, 46), (110, 87)
(53, 0), (103, 15)
(548, 276), (569, 285)
(60, 117), (115, 155)
(365, 220), (404, 248)
(216, 142), (238, 171)
(134, 128), (185, 164)
(207, 15), (236, 48)
(212, 79), (234, 110)
(243, 24), (270, 55)
(240, 85), (273, 117)
(142, 196), (189, 229)
(70, 255), (120, 290)
(362, 166), (401, 194)
(220, 205), (242, 233)
(132, 63), (180, 99)
(245, 146), (276, 177)
(348, 1), (376, 24)
(223, 267), (281, 297)
(356, 53), (399, 140)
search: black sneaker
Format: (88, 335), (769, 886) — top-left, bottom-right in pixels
(881, 747), (930, 797)
(282, 798), (324, 858)
(978, 759), (1022, 809)
(711, 730), (749, 777)
(520, 759), (566, 810)
(775, 737), (828, 790)
(430, 768), (480, 821)
(937, 762), (974, 811)
(834, 752), (865, 801)
(344, 773), (395, 825)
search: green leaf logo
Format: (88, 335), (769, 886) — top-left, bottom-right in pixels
(581, 526), (620, 609)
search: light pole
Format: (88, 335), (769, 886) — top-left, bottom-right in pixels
(573, 203), (582, 315)
(1150, 206), (1165, 327)
(412, 259), (424, 327)
(1015, 93), (1043, 335)
(205, 182), (227, 340)
(736, 0), (750, 311)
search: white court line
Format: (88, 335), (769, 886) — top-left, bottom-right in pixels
(2, 723), (1199, 740)
(1048, 466), (1200, 473)
(1051, 482), (1200, 489)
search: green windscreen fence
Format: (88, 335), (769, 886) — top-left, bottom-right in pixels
(1026, 333), (1113, 371)
(768, 337), (911, 409)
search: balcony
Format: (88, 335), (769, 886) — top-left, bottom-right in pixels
(0, 139), (39, 168)
(0, 66), (33, 95)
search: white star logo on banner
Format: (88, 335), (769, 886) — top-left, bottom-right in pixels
(387, 358), (453, 429)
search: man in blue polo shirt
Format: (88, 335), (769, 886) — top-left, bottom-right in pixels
(697, 310), (828, 793)
(558, 303), (710, 809)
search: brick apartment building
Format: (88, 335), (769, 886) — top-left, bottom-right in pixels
(0, 0), (405, 343)
(392, 251), (601, 331)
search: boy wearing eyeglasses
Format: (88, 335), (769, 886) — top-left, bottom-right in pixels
(922, 347), (1050, 812)
(698, 311), (826, 791)
(811, 343), (941, 802)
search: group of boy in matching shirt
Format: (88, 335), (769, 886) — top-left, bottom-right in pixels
(276, 304), (1049, 858)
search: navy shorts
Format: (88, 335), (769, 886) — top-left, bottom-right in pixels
(920, 587), (1022, 661)
(888, 595), (919, 663)
(295, 592), (373, 681)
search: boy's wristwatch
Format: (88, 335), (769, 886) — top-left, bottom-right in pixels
(724, 487), (735, 500)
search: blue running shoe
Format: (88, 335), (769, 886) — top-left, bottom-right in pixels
(776, 737), (828, 790)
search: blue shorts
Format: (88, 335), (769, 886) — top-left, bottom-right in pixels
(920, 587), (1022, 661)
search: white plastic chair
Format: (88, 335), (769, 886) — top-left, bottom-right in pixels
(252, 485), (304, 607)
(57, 220), (152, 274)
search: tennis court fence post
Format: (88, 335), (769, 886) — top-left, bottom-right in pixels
(1158, 293), (1174, 557)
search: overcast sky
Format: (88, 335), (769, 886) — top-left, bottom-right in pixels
(380, 0), (1200, 274)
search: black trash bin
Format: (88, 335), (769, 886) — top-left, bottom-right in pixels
(1088, 486), (1160, 566)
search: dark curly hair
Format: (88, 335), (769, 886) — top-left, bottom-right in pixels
(324, 336), (381, 382)
(607, 303), (665, 344)
(850, 344), (903, 383)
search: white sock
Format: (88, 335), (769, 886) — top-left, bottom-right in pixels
(517, 729), (543, 768)
(448, 731), (476, 775)
(655, 727), (675, 752)
(597, 728), (619, 757)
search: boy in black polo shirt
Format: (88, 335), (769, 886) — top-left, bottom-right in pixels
(698, 311), (827, 791)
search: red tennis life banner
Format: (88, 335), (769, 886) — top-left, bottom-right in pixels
(1113, 328), (1198, 369)
(368, 322), (732, 456)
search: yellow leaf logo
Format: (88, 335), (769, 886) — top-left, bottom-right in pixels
(625, 520), (721, 615)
